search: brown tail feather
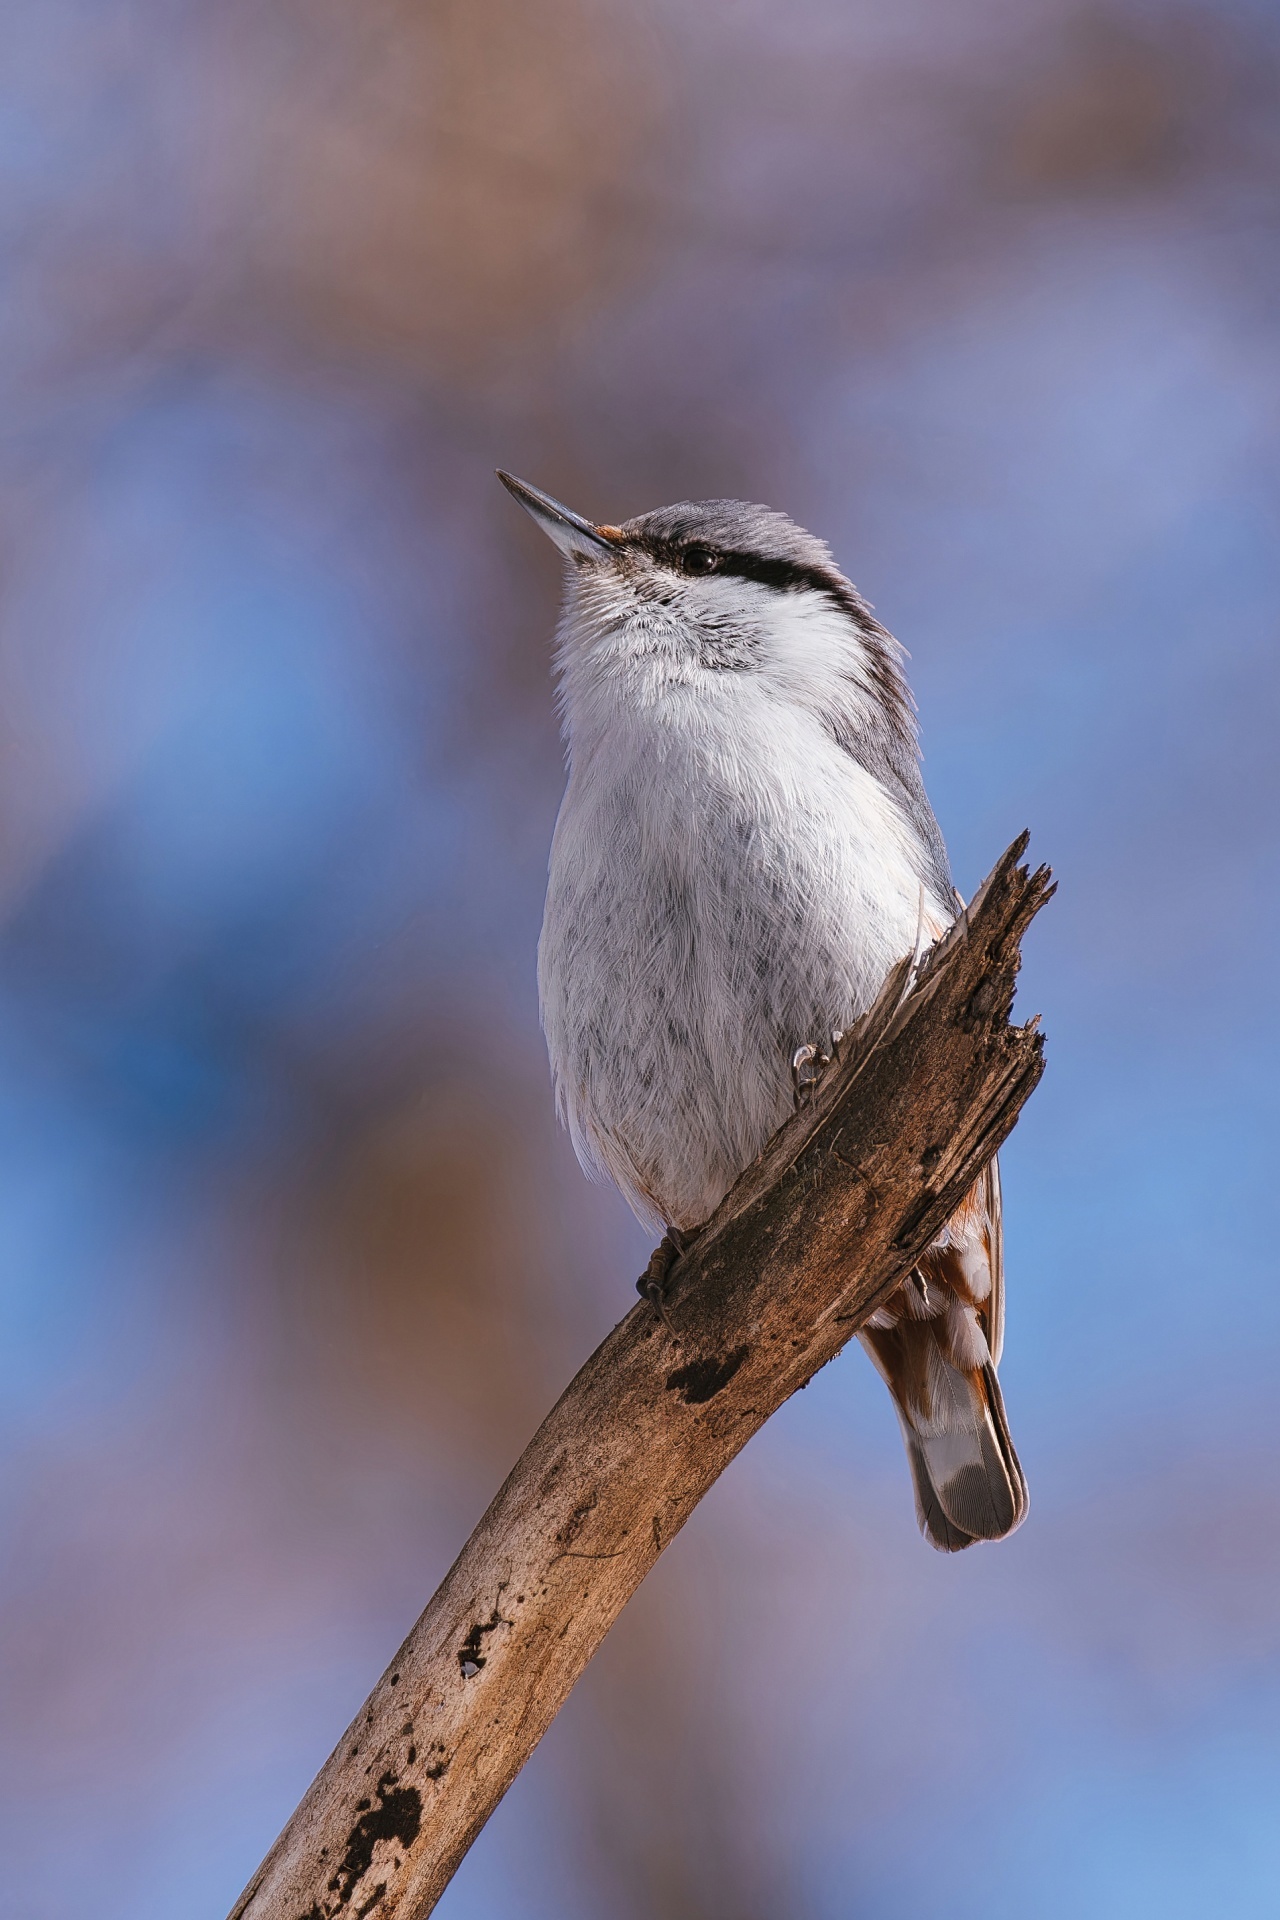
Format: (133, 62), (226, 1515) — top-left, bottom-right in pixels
(860, 1161), (1027, 1552)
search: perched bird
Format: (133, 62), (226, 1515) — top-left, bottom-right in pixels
(500, 471), (1027, 1552)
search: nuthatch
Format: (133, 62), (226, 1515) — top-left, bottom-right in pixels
(501, 471), (1026, 1552)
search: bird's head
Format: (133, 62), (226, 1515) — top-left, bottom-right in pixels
(497, 471), (913, 751)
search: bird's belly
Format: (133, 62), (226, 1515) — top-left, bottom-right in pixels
(539, 746), (942, 1230)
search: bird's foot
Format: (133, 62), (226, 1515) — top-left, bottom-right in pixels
(636, 1229), (691, 1331)
(792, 1033), (843, 1105)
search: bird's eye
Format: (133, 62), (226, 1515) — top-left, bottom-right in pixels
(681, 544), (720, 576)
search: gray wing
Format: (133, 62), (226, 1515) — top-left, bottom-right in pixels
(823, 693), (954, 907)
(818, 602), (955, 907)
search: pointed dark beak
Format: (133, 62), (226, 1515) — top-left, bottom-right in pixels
(497, 471), (618, 560)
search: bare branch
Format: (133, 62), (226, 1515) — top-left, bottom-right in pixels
(229, 835), (1053, 1920)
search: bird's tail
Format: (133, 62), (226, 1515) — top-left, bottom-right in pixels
(859, 1164), (1028, 1551)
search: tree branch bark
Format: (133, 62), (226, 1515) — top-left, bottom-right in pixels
(229, 835), (1053, 1920)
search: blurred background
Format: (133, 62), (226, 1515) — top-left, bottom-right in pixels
(1, 0), (1278, 1914)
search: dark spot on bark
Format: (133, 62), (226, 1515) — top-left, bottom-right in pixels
(665, 1346), (749, 1404)
(424, 1759), (449, 1780)
(390, 1673), (399, 1686)
(325, 1772), (421, 1911)
(407, 1744), (416, 1763)
(920, 1143), (942, 1174)
(355, 1884), (387, 1919)
(354, 1798), (371, 1812)
(458, 1606), (509, 1677)
(961, 973), (1006, 1028)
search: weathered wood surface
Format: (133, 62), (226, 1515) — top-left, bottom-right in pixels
(230, 835), (1053, 1920)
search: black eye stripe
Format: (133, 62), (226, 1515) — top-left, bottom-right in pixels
(635, 537), (866, 618)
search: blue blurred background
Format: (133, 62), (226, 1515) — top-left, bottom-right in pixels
(2, 1), (1278, 1914)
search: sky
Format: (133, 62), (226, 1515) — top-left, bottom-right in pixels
(1, 1), (1278, 1916)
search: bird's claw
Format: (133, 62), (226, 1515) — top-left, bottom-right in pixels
(792, 1038), (834, 1103)
(637, 1231), (685, 1331)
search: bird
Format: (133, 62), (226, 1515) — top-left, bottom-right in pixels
(499, 469), (1028, 1552)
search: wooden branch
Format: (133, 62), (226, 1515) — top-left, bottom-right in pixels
(229, 836), (1053, 1920)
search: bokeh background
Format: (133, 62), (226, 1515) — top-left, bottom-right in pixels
(2, 1), (1278, 1914)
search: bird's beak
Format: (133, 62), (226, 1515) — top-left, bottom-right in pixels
(497, 471), (619, 561)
